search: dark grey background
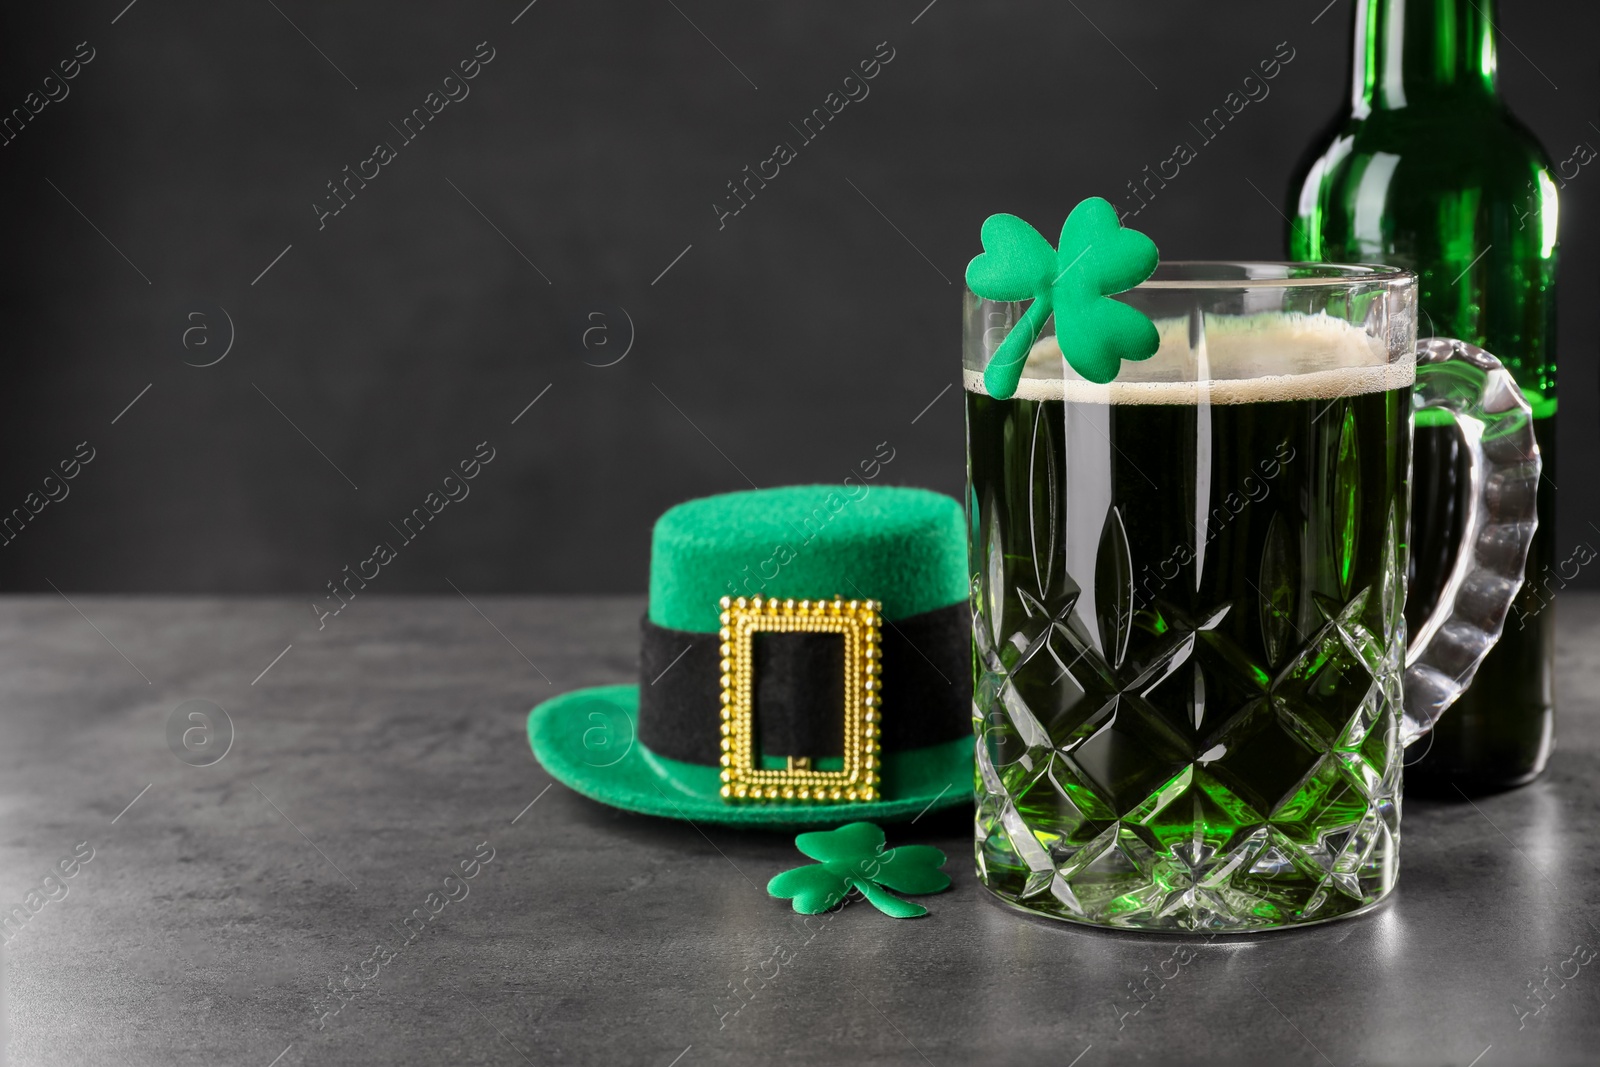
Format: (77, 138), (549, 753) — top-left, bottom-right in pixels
(1, 0), (1595, 599)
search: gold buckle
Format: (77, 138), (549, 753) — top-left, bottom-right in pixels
(717, 595), (882, 804)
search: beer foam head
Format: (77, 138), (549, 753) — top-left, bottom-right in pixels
(964, 312), (1415, 404)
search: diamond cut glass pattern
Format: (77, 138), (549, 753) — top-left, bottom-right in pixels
(966, 341), (1413, 932)
(964, 268), (1544, 930)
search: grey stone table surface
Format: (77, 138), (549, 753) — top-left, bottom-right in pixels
(2, 593), (1598, 1067)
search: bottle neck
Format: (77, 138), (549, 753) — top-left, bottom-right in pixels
(1352, 0), (1499, 114)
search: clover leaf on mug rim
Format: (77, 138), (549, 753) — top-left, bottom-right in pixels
(965, 197), (1161, 397)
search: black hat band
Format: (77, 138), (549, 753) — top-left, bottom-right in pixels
(637, 602), (972, 767)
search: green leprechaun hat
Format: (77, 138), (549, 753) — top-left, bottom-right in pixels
(527, 484), (974, 828)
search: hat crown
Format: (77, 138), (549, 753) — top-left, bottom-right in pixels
(647, 485), (968, 633)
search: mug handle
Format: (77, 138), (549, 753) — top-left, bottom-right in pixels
(1401, 338), (1542, 746)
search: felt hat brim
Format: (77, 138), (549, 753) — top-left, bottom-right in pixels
(528, 685), (973, 828)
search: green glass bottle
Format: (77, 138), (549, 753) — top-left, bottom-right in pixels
(1289, 0), (1558, 794)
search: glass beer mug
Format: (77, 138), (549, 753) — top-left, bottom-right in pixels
(964, 264), (1540, 931)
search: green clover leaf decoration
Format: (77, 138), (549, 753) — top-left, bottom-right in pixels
(966, 196), (1161, 398)
(766, 821), (949, 919)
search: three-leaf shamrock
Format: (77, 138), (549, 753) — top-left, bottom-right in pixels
(966, 196), (1161, 398)
(766, 821), (949, 919)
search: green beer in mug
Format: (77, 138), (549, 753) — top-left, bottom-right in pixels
(965, 264), (1539, 931)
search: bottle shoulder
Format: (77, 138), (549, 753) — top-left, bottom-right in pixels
(1287, 99), (1560, 390)
(1301, 102), (1554, 188)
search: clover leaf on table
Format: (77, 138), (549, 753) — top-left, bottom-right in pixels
(766, 821), (949, 919)
(966, 196), (1161, 399)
